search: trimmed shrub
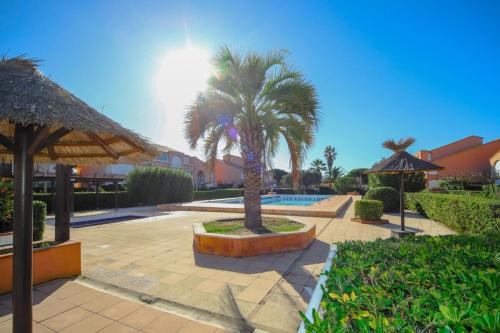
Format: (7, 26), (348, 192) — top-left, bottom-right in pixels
(364, 187), (399, 212)
(127, 167), (193, 205)
(354, 200), (383, 220)
(33, 201), (47, 241)
(302, 235), (499, 332)
(406, 192), (500, 235)
(194, 189), (243, 201)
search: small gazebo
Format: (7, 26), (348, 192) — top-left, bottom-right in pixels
(365, 138), (443, 236)
(0, 56), (158, 333)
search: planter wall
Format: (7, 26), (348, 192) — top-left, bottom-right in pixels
(0, 240), (81, 294)
(193, 223), (316, 257)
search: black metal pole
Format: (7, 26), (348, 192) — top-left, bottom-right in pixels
(95, 182), (100, 210)
(114, 181), (118, 210)
(55, 164), (71, 242)
(400, 172), (405, 231)
(13, 124), (34, 333)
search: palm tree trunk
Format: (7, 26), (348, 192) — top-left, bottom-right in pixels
(241, 131), (263, 229)
(243, 159), (263, 229)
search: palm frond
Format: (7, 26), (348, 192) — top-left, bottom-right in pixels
(382, 137), (416, 152)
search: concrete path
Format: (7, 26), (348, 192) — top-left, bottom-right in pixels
(0, 279), (228, 333)
(39, 198), (453, 332)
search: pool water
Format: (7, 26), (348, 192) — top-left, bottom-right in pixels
(208, 194), (331, 206)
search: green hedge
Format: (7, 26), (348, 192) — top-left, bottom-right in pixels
(126, 167), (193, 205)
(354, 200), (383, 220)
(406, 192), (500, 235)
(364, 187), (399, 212)
(194, 189), (243, 201)
(33, 201), (47, 241)
(33, 192), (136, 212)
(302, 235), (499, 332)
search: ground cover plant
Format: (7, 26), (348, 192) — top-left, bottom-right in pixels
(203, 217), (304, 235)
(302, 235), (499, 332)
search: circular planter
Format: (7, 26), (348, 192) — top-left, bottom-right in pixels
(350, 217), (389, 225)
(193, 222), (316, 257)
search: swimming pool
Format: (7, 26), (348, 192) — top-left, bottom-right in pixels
(207, 194), (331, 206)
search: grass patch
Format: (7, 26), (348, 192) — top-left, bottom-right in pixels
(301, 235), (499, 332)
(203, 217), (305, 235)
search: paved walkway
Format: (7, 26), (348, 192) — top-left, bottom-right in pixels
(0, 279), (228, 333)
(38, 199), (453, 332)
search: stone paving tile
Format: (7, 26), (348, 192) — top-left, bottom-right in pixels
(119, 305), (164, 329)
(142, 312), (190, 333)
(40, 307), (93, 331)
(194, 279), (225, 293)
(98, 300), (143, 321)
(59, 313), (113, 333)
(98, 322), (141, 333)
(176, 320), (219, 333)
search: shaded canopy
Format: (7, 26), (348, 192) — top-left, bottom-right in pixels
(365, 151), (444, 174)
(0, 56), (158, 165)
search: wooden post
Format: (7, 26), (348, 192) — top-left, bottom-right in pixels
(400, 172), (405, 231)
(12, 124), (34, 333)
(55, 165), (71, 242)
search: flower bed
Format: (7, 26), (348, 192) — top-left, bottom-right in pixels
(301, 235), (499, 332)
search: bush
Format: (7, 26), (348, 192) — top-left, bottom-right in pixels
(302, 235), (499, 332)
(0, 179), (13, 232)
(33, 201), (47, 241)
(127, 167), (193, 205)
(364, 187), (399, 212)
(333, 176), (356, 194)
(194, 189), (243, 201)
(368, 172), (425, 192)
(354, 200), (383, 220)
(406, 192), (500, 235)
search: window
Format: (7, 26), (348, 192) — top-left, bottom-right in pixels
(171, 156), (182, 168)
(184, 156), (190, 164)
(157, 152), (169, 162)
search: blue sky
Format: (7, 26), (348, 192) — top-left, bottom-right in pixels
(1, 1), (499, 171)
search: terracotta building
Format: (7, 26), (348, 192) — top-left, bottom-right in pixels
(415, 136), (500, 187)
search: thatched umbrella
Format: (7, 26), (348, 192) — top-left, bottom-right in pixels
(0, 56), (158, 333)
(365, 138), (443, 235)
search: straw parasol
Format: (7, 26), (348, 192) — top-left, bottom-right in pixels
(0, 56), (159, 333)
(365, 138), (443, 235)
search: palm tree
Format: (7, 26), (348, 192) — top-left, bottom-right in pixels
(185, 47), (319, 228)
(310, 159), (326, 174)
(382, 137), (415, 152)
(324, 145), (337, 176)
(329, 166), (345, 182)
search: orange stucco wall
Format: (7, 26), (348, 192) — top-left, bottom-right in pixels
(428, 139), (500, 182)
(214, 158), (243, 186)
(0, 241), (81, 294)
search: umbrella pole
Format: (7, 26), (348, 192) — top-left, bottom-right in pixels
(12, 124), (34, 333)
(400, 172), (405, 231)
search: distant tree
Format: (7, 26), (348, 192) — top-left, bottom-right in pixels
(328, 166), (345, 182)
(333, 176), (356, 194)
(300, 169), (323, 188)
(310, 159), (326, 174)
(271, 168), (287, 184)
(284, 169), (322, 188)
(324, 146), (337, 176)
(347, 168), (368, 186)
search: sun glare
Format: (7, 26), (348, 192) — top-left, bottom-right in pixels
(155, 46), (212, 109)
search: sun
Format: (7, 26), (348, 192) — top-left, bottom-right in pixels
(155, 46), (212, 109)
